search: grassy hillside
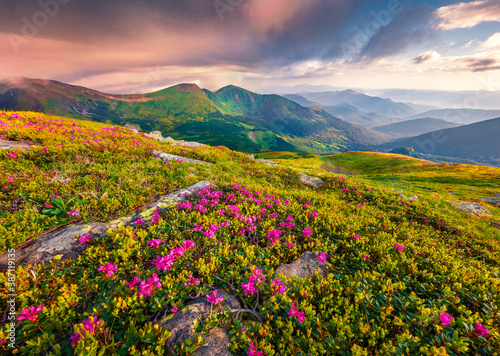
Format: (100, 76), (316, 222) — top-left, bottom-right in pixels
(1, 112), (499, 355)
(0, 77), (391, 155)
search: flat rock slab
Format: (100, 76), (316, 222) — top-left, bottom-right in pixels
(0, 139), (37, 150)
(159, 291), (239, 355)
(0, 182), (214, 270)
(153, 150), (213, 165)
(299, 173), (325, 188)
(108, 181), (214, 229)
(454, 202), (491, 217)
(275, 251), (329, 279)
(479, 198), (500, 206)
(0, 222), (109, 271)
(256, 158), (278, 166)
(172, 141), (206, 148)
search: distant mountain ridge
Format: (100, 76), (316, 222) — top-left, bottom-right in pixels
(381, 117), (500, 166)
(0, 77), (391, 154)
(373, 118), (461, 136)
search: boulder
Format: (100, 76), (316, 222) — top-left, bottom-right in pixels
(0, 182), (214, 270)
(299, 173), (324, 188)
(274, 251), (329, 279)
(148, 131), (163, 140)
(108, 181), (214, 229)
(409, 195), (419, 201)
(0, 222), (108, 271)
(153, 150), (213, 165)
(172, 141), (206, 148)
(0, 139), (37, 150)
(455, 202), (490, 217)
(479, 198), (500, 206)
(159, 290), (239, 355)
(159, 136), (175, 143)
(248, 154), (255, 160)
(255, 158), (278, 166)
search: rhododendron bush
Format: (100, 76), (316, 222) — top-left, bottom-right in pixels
(0, 112), (498, 355)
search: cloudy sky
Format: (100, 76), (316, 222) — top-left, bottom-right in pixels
(0, 0), (499, 94)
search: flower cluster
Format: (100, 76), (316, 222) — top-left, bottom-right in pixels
(241, 269), (266, 295)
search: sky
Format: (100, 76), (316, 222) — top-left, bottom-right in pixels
(0, 0), (499, 94)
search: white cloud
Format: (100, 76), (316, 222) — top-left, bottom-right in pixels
(479, 32), (500, 49)
(413, 50), (441, 64)
(435, 0), (500, 30)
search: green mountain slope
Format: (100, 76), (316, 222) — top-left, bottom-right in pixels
(373, 118), (461, 136)
(0, 77), (391, 154)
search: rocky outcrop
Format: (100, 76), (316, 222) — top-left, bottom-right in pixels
(108, 181), (214, 229)
(256, 158), (278, 166)
(409, 195), (419, 201)
(172, 141), (206, 148)
(479, 198), (500, 206)
(275, 251), (329, 279)
(159, 290), (239, 356)
(454, 202), (491, 217)
(153, 150), (213, 165)
(0, 139), (37, 150)
(0, 223), (108, 271)
(0, 181), (214, 270)
(299, 173), (324, 188)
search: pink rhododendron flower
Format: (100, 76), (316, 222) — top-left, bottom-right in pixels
(247, 341), (264, 356)
(394, 243), (404, 252)
(67, 209), (80, 216)
(133, 218), (144, 225)
(70, 316), (104, 345)
(182, 240), (195, 251)
(285, 241), (296, 248)
(98, 263), (118, 276)
(125, 276), (141, 290)
(152, 255), (175, 271)
(316, 252), (327, 262)
(78, 233), (91, 244)
(241, 281), (257, 295)
(440, 311), (453, 326)
(353, 234), (361, 241)
(151, 210), (161, 224)
(147, 239), (163, 248)
(271, 280), (287, 294)
(362, 255), (371, 260)
(207, 290), (224, 305)
(288, 302), (305, 323)
(474, 323), (490, 338)
(184, 274), (200, 286)
(302, 227), (312, 238)
(171, 305), (178, 313)
(17, 305), (44, 322)
(138, 273), (162, 298)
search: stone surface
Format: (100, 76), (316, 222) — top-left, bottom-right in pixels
(409, 195), (419, 201)
(159, 136), (175, 143)
(393, 189), (403, 193)
(256, 158), (278, 166)
(0, 222), (108, 271)
(0, 139), (37, 150)
(0, 182), (214, 270)
(159, 290), (239, 355)
(479, 198), (500, 206)
(172, 141), (206, 148)
(153, 150), (213, 165)
(454, 202), (491, 217)
(248, 154), (255, 160)
(108, 181), (214, 229)
(274, 251), (329, 279)
(299, 173), (324, 188)
(148, 131), (164, 140)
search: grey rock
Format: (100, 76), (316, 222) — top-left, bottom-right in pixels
(159, 291), (239, 355)
(299, 173), (324, 188)
(455, 202), (491, 217)
(466, 188), (476, 191)
(148, 131), (164, 139)
(409, 195), (419, 201)
(448, 192), (457, 195)
(488, 221), (500, 230)
(479, 198), (500, 206)
(248, 154), (255, 160)
(172, 141), (206, 148)
(256, 158), (278, 166)
(0, 182), (214, 270)
(153, 150), (213, 165)
(399, 194), (408, 199)
(0, 222), (108, 271)
(0, 139), (37, 150)
(393, 189), (403, 193)
(492, 194), (500, 198)
(159, 136), (175, 143)
(108, 181), (214, 229)
(275, 251), (329, 279)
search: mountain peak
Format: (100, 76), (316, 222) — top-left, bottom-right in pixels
(172, 83), (202, 92)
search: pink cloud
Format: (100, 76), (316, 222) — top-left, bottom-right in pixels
(435, 0), (500, 30)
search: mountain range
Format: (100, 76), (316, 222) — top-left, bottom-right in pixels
(373, 118), (461, 137)
(0, 77), (390, 154)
